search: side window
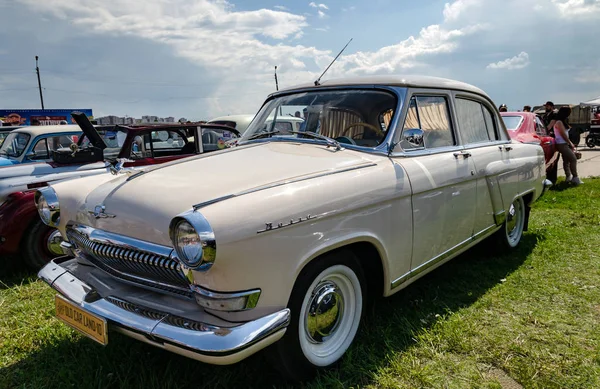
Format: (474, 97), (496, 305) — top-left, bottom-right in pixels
(32, 138), (49, 159)
(401, 96), (454, 149)
(149, 130), (186, 151)
(482, 106), (498, 140)
(455, 98), (489, 144)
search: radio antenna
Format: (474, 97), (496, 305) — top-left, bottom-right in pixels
(314, 38), (353, 86)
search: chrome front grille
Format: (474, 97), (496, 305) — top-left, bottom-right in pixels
(67, 225), (191, 297)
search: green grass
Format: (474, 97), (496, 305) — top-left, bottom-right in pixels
(2, 178), (600, 389)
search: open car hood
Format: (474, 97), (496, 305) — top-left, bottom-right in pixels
(70, 111), (107, 150)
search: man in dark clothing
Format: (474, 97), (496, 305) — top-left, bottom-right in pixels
(542, 101), (557, 128)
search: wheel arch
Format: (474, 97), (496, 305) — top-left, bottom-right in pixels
(291, 235), (388, 305)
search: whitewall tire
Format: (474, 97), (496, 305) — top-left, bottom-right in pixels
(267, 251), (366, 381)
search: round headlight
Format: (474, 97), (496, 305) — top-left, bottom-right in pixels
(37, 194), (51, 225)
(174, 220), (203, 267)
(35, 187), (60, 227)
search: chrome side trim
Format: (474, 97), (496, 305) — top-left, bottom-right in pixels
(391, 224), (499, 289)
(193, 162), (378, 210)
(38, 258), (290, 360)
(494, 210), (506, 226)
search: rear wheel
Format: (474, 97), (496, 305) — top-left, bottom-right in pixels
(22, 220), (63, 270)
(267, 251), (366, 382)
(494, 197), (526, 250)
(586, 135), (596, 148)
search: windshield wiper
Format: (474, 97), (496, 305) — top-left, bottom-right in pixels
(246, 130), (342, 151)
(247, 130), (280, 140)
(288, 131), (342, 151)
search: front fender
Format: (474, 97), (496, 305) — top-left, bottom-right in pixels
(0, 191), (38, 255)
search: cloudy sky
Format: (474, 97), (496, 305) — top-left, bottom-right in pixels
(0, 0), (598, 120)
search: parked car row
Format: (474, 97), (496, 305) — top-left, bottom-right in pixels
(2, 75), (551, 381)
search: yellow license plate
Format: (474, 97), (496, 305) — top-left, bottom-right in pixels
(55, 295), (108, 345)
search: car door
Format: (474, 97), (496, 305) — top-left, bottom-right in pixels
(393, 92), (477, 274)
(452, 93), (519, 235)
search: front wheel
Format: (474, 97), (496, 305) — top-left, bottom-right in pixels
(22, 220), (64, 270)
(586, 135), (596, 148)
(267, 251), (366, 381)
(495, 197), (526, 250)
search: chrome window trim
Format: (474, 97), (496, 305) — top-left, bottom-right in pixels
(392, 89), (458, 153)
(453, 90), (511, 142)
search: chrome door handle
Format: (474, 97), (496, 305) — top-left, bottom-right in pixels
(543, 141), (552, 145)
(453, 151), (472, 158)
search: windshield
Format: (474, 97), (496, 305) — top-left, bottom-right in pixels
(0, 132), (30, 158)
(79, 128), (129, 159)
(501, 115), (523, 131)
(241, 89), (397, 148)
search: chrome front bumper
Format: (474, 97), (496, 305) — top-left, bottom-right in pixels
(38, 257), (290, 365)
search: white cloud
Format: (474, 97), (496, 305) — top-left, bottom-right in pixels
(487, 52), (531, 70)
(552, 0), (600, 18)
(273, 5), (288, 11)
(342, 6), (356, 11)
(317, 10), (327, 18)
(443, 0), (480, 21)
(335, 23), (486, 75)
(309, 2), (329, 9)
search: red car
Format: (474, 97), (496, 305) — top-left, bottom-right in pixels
(0, 120), (238, 269)
(501, 111), (559, 183)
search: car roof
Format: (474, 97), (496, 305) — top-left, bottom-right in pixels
(13, 125), (82, 137)
(208, 114), (255, 123)
(273, 75), (490, 98)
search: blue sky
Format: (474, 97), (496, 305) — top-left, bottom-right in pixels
(0, 0), (599, 120)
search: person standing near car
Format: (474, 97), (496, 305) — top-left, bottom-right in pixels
(552, 106), (583, 185)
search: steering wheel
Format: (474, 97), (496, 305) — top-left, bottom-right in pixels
(340, 122), (386, 139)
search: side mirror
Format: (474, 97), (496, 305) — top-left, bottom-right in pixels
(402, 128), (425, 149)
(25, 151), (37, 159)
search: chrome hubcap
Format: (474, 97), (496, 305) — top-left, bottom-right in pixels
(47, 230), (63, 256)
(505, 198), (524, 246)
(305, 281), (344, 344)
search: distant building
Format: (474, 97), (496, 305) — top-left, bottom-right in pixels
(96, 115), (178, 125)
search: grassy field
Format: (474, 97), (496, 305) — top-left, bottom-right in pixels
(1, 178), (599, 389)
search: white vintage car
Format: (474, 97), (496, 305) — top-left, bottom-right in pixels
(36, 76), (551, 380)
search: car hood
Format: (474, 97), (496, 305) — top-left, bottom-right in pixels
(0, 157), (18, 166)
(79, 142), (379, 245)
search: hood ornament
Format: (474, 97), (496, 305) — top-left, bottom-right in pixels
(89, 205), (116, 219)
(108, 159), (126, 175)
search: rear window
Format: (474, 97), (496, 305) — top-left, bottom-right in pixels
(502, 116), (523, 131)
(210, 120), (237, 129)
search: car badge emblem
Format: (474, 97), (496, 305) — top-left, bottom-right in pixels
(89, 205), (116, 219)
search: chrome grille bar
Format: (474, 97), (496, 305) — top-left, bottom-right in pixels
(66, 224), (191, 297)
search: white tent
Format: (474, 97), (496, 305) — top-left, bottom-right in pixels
(580, 96), (600, 107)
